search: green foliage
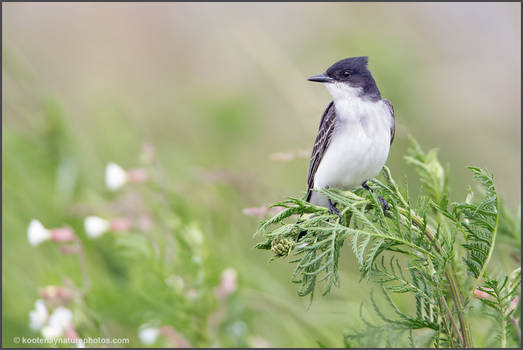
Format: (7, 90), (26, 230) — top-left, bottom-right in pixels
(439, 167), (499, 280)
(476, 268), (521, 347)
(255, 138), (521, 348)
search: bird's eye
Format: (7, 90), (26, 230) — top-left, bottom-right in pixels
(342, 70), (351, 77)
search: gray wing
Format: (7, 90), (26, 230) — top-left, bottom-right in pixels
(383, 98), (395, 144)
(306, 101), (336, 202)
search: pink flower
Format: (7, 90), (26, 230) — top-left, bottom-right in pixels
(110, 218), (133, 231)
(127, 168), (149, 183)
(269, 149), (309, 162)
(215, 268), (237, 299)
(507, 296), (519, 315)
(50, 227), (76, 242)
(64, 324), (79, 340)
(28, 220), (76, 246)
(242, 206), (284, 219)
(159, 326), (191, 348)
(105, 162), (149, 191)
(39, 286), (73, 304)
(474, 288), (493, 299)
(84, 216), (133, 238)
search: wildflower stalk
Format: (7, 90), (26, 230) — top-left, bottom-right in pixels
(438, 296), (459, 348)
(388, 161), (472, 347)
(399, 206), (472, 347)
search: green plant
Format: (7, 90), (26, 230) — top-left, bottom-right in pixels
(21, 137), (254, 348)
(255, 138), (521, 348)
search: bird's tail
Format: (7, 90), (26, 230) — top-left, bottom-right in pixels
(298, 191), (312, 241)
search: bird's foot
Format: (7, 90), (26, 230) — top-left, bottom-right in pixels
(362, 181), (390, 213)
(328, 199), (342, 220)
(362, 181), (372, 192)
(378, 195), (391, 212)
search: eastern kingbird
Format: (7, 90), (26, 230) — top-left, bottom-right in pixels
(306, 56), (395, 214)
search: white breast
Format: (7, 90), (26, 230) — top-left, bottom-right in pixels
(312, 94), (393, 198)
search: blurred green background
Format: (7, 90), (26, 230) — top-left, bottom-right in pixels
(2, 2), (520, 348)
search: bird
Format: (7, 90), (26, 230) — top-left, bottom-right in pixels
(305, 56), (395, 215)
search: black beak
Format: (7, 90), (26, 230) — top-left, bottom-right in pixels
(308, 74), (334, 83)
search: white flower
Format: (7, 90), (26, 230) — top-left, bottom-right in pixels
(84, 216), (110, 238)
(105, 162), (127, 191)
(42, 306), (73, 339)
(29, 299), (48, 331)
(42, 324), (63, 339)
(49, 306), (73, 329)
(28, 220), (51, 246)
(139, 326), (160, 345)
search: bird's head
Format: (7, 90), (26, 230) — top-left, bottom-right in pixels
(308, 56), (380, 101)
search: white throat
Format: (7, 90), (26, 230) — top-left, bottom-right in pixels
(325, 82), (362, 102)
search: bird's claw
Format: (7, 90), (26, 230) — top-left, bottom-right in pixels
(362, 181), (390, 213)
(328, 199), (342, 220)
(378, 195), (390, 212)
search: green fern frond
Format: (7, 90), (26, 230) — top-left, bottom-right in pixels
(457, 167), (498, 281)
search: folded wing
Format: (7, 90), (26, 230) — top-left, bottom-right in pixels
(306, 101), (336, 202)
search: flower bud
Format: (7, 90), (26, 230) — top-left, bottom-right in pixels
(105, 162), (128, 191)
(28, 220), (51, 246)
(474, 288), (492, 299)
(271, 237), (294, 256)
(84, 216), (109, 238)
(39, 286), (73, 303)
(85, 216), (133, 239)
(50, 227), (76, 242)
(109, 218), (133, 231)
(127, 168), (149, 183)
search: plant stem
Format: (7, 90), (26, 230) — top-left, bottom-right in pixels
(439, 296), (459, 347)
(501, 317), (507, 348)
(444, 266), (473, 347)
(399, 207), (473, 347)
